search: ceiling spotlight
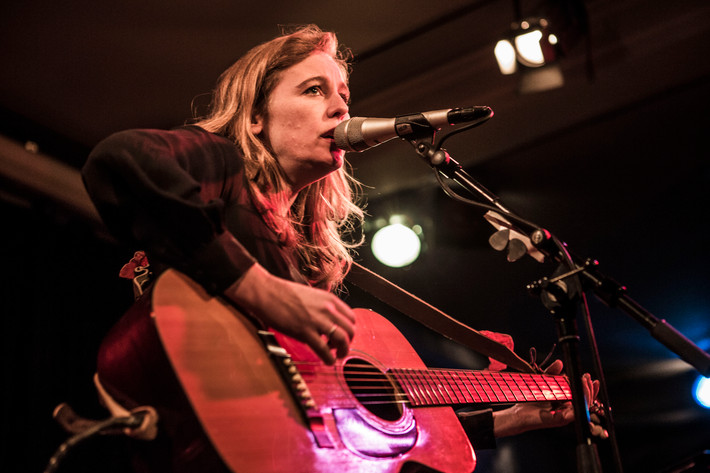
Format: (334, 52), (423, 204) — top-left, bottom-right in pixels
(494, 18), (561, 87)
(494, 39), (517, 75)
(514, 29), (545, 67)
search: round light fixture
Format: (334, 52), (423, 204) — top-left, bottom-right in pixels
(371, 223), (421, 268)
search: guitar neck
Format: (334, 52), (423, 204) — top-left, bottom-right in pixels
(389, 368), (571, 407)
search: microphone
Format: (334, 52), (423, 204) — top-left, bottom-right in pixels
(334, 106), (492, 152)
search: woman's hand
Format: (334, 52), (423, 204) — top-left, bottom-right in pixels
(223, 263), (355, 365)
(493, 360), (608, 439)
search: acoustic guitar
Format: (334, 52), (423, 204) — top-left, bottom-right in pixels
(96, 269), (571, 473)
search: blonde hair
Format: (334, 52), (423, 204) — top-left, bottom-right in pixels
(194, 25), (363, 291)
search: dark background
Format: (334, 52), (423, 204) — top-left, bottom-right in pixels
(2, 1), (709, 472)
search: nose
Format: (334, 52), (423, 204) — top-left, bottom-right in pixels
(329, 94), (349, 120)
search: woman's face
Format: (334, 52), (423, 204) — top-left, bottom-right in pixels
(252, 51), (350, 192)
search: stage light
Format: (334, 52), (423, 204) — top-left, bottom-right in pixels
(494, 39), (517, 75)
(494, 17), (564, 92)
(514, 29), (545, 66)
(371, 217), (422, 268)
(693, 375), (710, 409)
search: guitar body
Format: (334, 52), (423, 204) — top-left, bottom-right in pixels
(97, 270), (476, 473)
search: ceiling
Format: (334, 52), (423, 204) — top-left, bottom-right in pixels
(2, 1), (709, 472)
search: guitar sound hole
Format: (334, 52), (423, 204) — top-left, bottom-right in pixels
(343, 358), (402, 421)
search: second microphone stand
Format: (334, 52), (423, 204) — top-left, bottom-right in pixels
(393, 114), (703, 472)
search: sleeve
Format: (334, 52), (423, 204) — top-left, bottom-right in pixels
(457, 409), (497, 450)
(82, 126), (257, 294)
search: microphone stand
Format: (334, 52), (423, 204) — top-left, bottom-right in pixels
(399, 123), (710, 473)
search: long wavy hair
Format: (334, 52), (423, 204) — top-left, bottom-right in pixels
(194, 25), (363, 291)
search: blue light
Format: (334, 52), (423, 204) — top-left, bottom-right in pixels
(693, 376), (710, 409)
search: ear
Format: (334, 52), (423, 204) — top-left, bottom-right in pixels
(250, 114), (264, 136)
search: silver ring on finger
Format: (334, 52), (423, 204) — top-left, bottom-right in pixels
(326, 324), (338, 340)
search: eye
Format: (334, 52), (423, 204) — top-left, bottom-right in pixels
(305, 85), (323, 96)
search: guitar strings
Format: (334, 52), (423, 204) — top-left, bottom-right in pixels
(291, 361), (570, 396)
(286, 361), (571, 407)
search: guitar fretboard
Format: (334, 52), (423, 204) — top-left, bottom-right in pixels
(388, 368), (571, 407)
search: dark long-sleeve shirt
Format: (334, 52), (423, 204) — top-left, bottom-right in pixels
(83, 125), (496, 452)
(82, 125), (309, 293)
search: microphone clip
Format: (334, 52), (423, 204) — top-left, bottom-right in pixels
(394, 113), (440, 141)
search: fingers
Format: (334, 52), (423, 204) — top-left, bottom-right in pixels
(544, 359), (564, 375)
(227, 264), (356, 365)
(308, 302), (356, 365)
(326, 324), (351, 359)
(306, 333), (336, 366)
(308, 324), (351, 365)
(582, 373), (593, 404)
(582, 372), (608, 439)
(589, 420), (609, 439)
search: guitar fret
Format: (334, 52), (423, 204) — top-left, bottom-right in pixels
(425, 369), (448, 405)
(471, 372), (492, 403)
(408, 369), (428, 405)
(507, 373), (527, 402)
(536, 375), (555, 401)
(526, 375), (544, 401)
(543, 377), (559, 400)
(455, 371), (478, 403)
(442, 370), (466, 404)
(411, 369), (434, 405)
(545, 376), (562, 399)
(446, 371), (469, 404)
(519, 374), (538, 401)
(539, 375), (558, 401)
(518, 373), (536, 401)
(450, 371), (472, 403)
(491, 372), (514, 402)
(396, 369), (424, 406)
(464, 371), (486, 403)
(428, 370), (448, 405)
(488, 372), (504, 402)
(493, 372), (512, 402)
(409, 370), (432, 405)
(504, 373), (527, 402)
(515, 374), (533, 401)
(389, 369), (408, 404)
(547, 374), (571, 400)
(477, 372), (501, 402)
(538, 376), (557, 401)
(436, 370), (458, 404)
(406, 369), (428, 405)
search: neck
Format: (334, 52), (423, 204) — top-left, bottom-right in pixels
(388, 368), (571, 407)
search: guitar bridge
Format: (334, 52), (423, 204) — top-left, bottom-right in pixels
(258, 330), (334, 448)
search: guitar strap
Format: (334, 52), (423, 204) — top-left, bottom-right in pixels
(346, 262), (537, 374)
